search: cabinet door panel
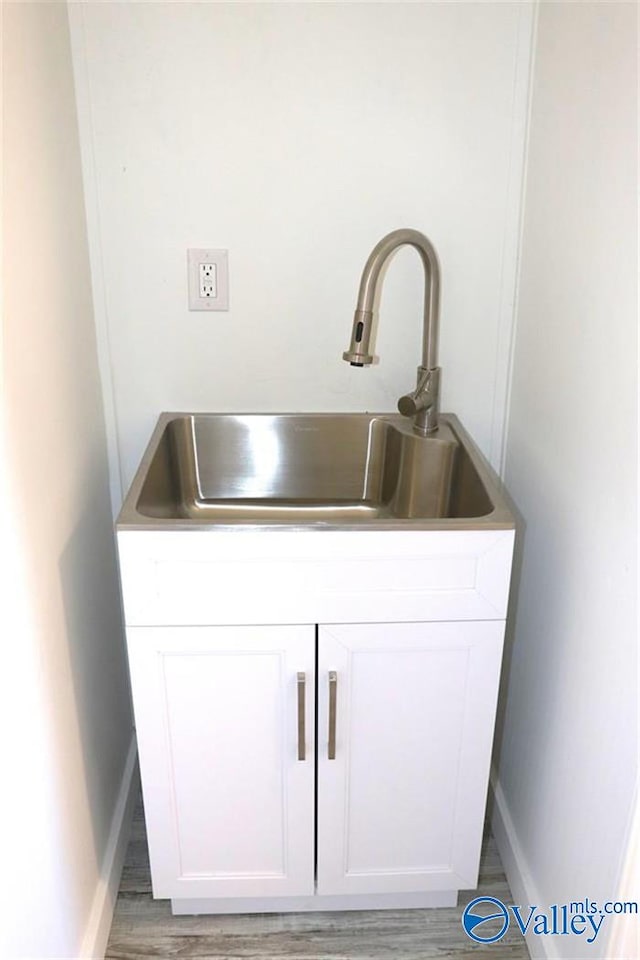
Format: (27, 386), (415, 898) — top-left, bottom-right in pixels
(127, 625), (315, 899)
(317, 621), (503, 895)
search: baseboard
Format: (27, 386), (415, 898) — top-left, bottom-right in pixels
(79, 735), (138, 960)
(490, 767), (559, 960)
(607, 789), (639, 959)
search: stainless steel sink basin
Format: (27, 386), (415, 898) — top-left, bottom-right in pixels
(117, 413), (514, 530)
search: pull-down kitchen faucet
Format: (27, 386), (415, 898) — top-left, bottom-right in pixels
(343, 228), (441, 436)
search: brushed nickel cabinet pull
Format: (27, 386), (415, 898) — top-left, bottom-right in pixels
(328, 671), (338, 760)
(297, 672), (306, 761)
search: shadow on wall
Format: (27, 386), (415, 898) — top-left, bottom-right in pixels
(58, 457), (133, 867)
(489, 492), (527, 795)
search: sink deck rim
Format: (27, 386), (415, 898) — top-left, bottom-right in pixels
(116, 412), (516, 532)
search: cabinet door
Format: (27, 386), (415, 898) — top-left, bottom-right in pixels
(316, 621), (503, 895)
(127, 624), (315, 899)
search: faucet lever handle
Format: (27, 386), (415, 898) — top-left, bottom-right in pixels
(398, 366), (441, 435)
(398, 367), (432, 416)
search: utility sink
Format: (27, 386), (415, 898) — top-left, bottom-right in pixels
(117, 412), (513, 530)
(115, 232), (517, 920)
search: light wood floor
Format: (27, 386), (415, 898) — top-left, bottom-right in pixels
(106, 794), (530, 959)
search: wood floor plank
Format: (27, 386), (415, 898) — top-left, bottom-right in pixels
(106, 795), (529, 960)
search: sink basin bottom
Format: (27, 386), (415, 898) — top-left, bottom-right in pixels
(177, 498), (409, 522)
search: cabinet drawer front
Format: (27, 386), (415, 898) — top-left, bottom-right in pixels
(127, 624), (315, 900)
(118, 529), (515, 626)
(316, 621), (504, 895)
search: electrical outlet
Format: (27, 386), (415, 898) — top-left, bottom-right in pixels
(199, 263), (217, 298)
(187, 249), (229, 311)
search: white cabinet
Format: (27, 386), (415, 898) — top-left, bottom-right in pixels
(316, 622), (503, 896)
(127, 624), (315, 900)
(125, 617), (504, 910)
(118, 526), (514, 913)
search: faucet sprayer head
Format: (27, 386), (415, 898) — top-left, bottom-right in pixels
(343, 309), (374, 367)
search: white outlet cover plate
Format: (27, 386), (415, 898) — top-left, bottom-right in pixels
(187, 248), (229, 311)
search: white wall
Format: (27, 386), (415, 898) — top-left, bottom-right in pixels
(494, 4), (637, 958)
(69, 0), (534, 496)
(2, 3), (135, 957)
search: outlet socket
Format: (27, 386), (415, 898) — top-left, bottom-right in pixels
(199, 262), (217, 298)
(188, 249), (229, 311)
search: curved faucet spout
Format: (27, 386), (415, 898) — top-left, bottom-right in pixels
(343, 228), (441, 435)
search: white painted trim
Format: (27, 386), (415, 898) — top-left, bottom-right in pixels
(607, 788), (639, 960)
(78, 736), (138, 960)
(490, 768), (558, 960)
(67, 1), (124, 517)
(171, 889), (458, 915)
(490, 0), (539, 476)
